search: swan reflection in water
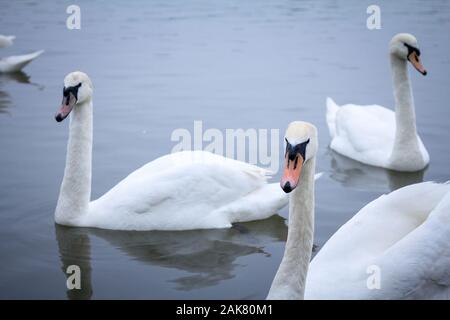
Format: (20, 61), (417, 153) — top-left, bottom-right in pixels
(0, 71), (43, 115)
(55, 215), (288, 300)
(328, 149), (425, 192)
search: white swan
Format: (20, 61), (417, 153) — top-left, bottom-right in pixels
(54, 71), (288, 231)
(326, 33), (429, 172)
(0, 35), (15, 48)
(268, 121), (450, 299)
(0, 50), (44, 73)
(267, 121), (318, 299)
(306, 181), (450, 299)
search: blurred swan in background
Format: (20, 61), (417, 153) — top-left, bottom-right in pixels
(54, 71), (289, 231)
(0, 50), (44, 73)
(0, 35), (15, 48)
(326, 33), (429, 172)
(268, 121), (450, 300)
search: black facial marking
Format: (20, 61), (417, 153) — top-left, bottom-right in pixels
(285, 138), (310, 161)
(404, 43), (421, 58)
(63, 82), (82, 104)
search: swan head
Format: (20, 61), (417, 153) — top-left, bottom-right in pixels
(55, 71), (93, 122)
(280, 121), (318, 193)
(390, 33), (427, 75)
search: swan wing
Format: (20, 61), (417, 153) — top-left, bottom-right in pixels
(87, 151), (287, 230)
(0, 35), (15, 48)
(0, 50), (44, 73)
(305, 181), (450, 299)
(328, 99), (395, 168)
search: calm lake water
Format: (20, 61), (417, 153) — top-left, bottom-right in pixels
(0, 0), (449, 299)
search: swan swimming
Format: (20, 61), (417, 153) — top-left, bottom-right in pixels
(54, 71), (289, 231)
(268, 121), (450, 299)
(326, 33), (429, 172)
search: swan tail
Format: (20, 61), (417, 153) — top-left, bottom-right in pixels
(216, 174), (322, 224)
(0, 50), (44, 73)
(326, 97), (340, 139)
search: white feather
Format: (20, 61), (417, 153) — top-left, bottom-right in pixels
(325, 34), (430, 172)
(0, 50), (44, 73)
(0, 35), (15, 48)
(85, 151), (288, 230)
(306, 181), (450, 299)
(55, 72), (290, 231)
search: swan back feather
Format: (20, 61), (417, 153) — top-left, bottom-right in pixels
(306, 181), (450, 299)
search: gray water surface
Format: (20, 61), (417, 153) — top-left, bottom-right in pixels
(0, 0), (449, 299)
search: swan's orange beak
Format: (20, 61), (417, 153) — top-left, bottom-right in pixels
(408, 51), (427, 76)
(280, 153), (303, 193)
(55, 91), (77, 122)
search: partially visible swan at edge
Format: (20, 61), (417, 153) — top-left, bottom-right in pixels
(267, 121), (450, 299)
(0, 50), (44, 73)
(326, 33), (429, 172)
(54, 71), (289, 231)
(0, 35), (15, 48)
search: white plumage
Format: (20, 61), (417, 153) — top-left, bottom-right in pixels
(306, 181), (450, 299)
(326, 98), (429, 169)
(268, 121), (450, 300)
(0, 35), (15, 48)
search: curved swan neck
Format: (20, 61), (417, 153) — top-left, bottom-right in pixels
(389, 54), (421, 164)
(267, 157), (315, 300)
(55, 99), (93, 225)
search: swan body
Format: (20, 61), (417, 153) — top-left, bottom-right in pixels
(327, 98), (429, 170)
(327, 34), (429, 172)
(268, 121), (450, 300)
(0, 35), (15, 48)
(55, 72), (288, 231)
(306, 181), (450, 299)
(0, 50), (44, 73)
